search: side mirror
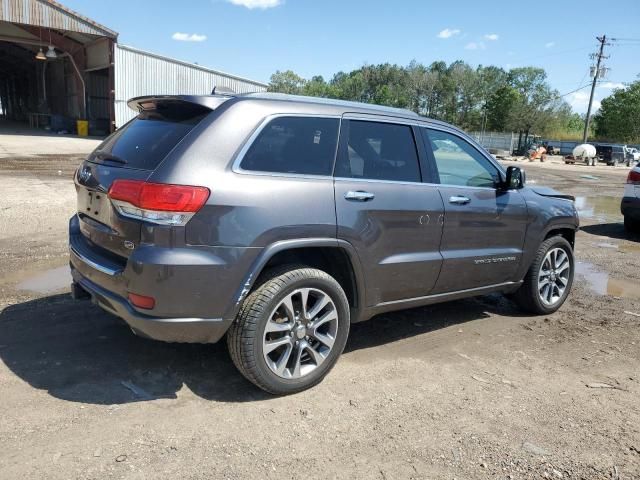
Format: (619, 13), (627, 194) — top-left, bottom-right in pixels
(504, 166), (525, 190)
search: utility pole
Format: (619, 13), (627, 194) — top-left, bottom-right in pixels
(582, 35), (609, 143)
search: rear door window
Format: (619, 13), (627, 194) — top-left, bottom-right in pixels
(335, 120), (421, 182)
(240, 116), (339, 176)
(90, 101), (210, 170)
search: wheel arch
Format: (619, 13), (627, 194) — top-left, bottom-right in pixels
(225, 238), (366, 322)
(543, 225), (576, 248)
(516, 222), (577, 282)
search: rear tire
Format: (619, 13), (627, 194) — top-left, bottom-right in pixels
(227, 265), (350, 395)
(624, 216), (640, 234)
(511, 236), (574, 315)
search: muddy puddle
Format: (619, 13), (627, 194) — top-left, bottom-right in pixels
(15, 266), (71, 294)
(574, 196), (621, 223)
(575, 261), (640, 300)
(591, 242), (640, 253)
(619, 243), (640, 254)
(594, 242), (640, 253)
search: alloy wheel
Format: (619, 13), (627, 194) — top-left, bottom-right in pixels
(262, 288), (339, 379)
(537, 247), (571, 306)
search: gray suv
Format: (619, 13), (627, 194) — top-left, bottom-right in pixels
(69, 93), (579, 394)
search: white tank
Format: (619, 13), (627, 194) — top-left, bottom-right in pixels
(572, 144), (596, 158)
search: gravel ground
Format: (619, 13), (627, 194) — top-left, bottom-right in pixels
(0, 155), (639, 480)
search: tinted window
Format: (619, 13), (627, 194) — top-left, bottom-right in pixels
(335, 120), (421, 182)
(91, 102), (209, 170)
(240, 117), (339, 175)
(423, 129), (499, 188)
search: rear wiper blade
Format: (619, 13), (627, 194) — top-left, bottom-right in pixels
(94, 150), (127, 164)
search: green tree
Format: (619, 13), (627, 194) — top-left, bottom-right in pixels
(476, 65), (508, 131)
(302, 76), (338, 98)
(266, 62), (582, 140)
(507, 67), (556, 133)
(268, 70), (306, 94)
(486, 85), (519, 131)
(594, 80), (640, 143)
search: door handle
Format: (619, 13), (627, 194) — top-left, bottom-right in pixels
(345, 190), (375, 202)
(449, 195), (471, 205)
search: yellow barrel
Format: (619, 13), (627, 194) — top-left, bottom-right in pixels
(76, 120), (89, 137)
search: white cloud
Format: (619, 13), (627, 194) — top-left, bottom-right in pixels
(437, 28), (461, 39)
(172, 32), (207, 42)
(227, 0), (283, 9)
(545, 41), (555, 48)
(568, 91), (601, 113)
(598, 81), (626, 90)
(484, 33), (499, 41)
(464, 41), (485, 50)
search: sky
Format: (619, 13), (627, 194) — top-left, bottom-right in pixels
(63, 0), (640, 113)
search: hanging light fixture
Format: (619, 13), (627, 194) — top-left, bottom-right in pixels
(35, 26), (46, 60)
(45, 28), (57, 59)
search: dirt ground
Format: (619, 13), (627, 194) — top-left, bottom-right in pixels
(0, 154), (639, 480)
(0, 122), (100, 159)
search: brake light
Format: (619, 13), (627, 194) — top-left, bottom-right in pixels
(108, 179), (209, 225)
(627, 170), (640, 185)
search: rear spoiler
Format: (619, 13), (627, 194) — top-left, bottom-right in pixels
(127, 94), (233, 113)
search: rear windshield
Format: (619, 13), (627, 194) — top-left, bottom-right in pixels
(90, 102), (210, 170)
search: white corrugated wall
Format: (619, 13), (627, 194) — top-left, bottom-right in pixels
(114, 44), (268, 127)
(0, 0), (117, 37)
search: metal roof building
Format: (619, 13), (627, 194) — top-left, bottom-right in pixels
(0, 0), (267, 134)
(114, 44), (267, 127)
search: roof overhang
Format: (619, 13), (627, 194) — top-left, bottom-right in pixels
(0, 0), (117, 39)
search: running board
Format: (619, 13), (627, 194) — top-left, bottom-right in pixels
(357, 281), (522, 322)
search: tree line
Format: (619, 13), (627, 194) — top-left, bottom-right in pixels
(268, 61), (639, 144)
(594, 79), (640, 144)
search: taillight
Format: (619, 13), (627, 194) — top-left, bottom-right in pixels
(108, 179), (210, 225)
(627, 170), (640, 185)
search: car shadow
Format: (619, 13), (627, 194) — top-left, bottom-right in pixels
(0, 293), (522, 404)
(581, 222), (640, 241)
(345, 293), (522, 353)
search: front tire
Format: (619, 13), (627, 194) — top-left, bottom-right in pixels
(227, 266), (350, 395)
(511, 236), (574, 315)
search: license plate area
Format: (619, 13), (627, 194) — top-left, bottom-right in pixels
(77, 187), (112, 226)
(76, 186), (141, 258)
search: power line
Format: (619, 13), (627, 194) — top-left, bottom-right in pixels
(566, 67), (591, 97)
(610, 37), (640, 47)
(559, 83), (592, 97)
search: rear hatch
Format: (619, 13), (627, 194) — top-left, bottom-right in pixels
(75, 97), (225, 259)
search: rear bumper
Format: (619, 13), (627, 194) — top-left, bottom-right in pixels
(68, 215), (259, 343)
(621, 196), (640, 221)
(71, 268), (232, 343)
